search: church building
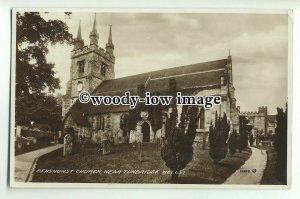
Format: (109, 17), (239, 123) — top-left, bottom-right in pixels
(62, 15), (240, 144)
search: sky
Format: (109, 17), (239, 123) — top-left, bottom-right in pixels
(42, 12), (289, 114)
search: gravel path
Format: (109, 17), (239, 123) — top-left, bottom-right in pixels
(14, 144), (63, 182)
(223, 147), (267, 184)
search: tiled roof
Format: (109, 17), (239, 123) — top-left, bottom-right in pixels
(70, 58), (228, 115)
(147, 69), (225, 92)
(70, 111), (91, 127)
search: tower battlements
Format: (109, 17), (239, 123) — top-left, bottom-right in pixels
(71, 45), (114, 62)
(239, 106), (268, 117)
(239, 111), (265, 117)
(62, 14), (115, 117)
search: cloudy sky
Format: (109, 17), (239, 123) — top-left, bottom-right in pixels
(43, 12), (288, 114)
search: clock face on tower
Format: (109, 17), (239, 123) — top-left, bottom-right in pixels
(77, 82), (83, 92)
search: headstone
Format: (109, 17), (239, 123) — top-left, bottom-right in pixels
(17, 142), (22, 149)
(63, 134), (73, 156)
(129, 130), (136, 144)
(135, 125), (143, 161)
(53, 135), (58, 145)
(16, 126), (22, 138)
(101, 130), (109, 155)
(135, 125), (143, 143)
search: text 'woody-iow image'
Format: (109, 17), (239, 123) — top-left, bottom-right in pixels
(10, 9), (291, 188)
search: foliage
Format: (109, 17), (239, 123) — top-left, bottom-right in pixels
(238, 116), (251, 151)
(208, 112), (230, 163)
(227, 129), (238, 156)
(274, 105), (287, 184)
(16, 12), (73, 129)
(16, 94), (62, 131)
(16, 12), (73, 96)
(161, 105), (199, 183)
(249, 133), (254, 146)
(127, 84), (145, 131)
(148, 103), (163, 133)
(127, 108), (140, 131)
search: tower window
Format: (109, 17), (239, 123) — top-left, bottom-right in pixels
(78, 60), (85, 73)
(101, 64), (107, 76)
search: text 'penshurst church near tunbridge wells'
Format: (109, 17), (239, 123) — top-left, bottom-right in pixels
(62, 15), (240, 144)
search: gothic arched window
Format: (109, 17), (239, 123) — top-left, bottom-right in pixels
(97, 115), (105, 131)
(120, 114), (129, 137)
(101, 64), (106, 76)
(199, 107), (205, 129)
(78, 60), (85, 73)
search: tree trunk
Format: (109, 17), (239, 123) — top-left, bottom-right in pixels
(170, 172), (179, 184)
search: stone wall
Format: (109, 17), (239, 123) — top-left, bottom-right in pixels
(64, 115), (92, 141)
(87, 112), (127, 144)
(64, 85), (234, 144)
(194, 87), (230, 131)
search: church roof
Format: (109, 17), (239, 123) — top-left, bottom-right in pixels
(70, 111), (91, 127)
(70, 58), (229, 115)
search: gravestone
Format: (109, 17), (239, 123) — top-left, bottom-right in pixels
(135, 125), (143, 161)
(63, 134), (73, 156)
(53, 135), (58, 145)
(17, 142), (22, 149)
(16, 126), (22, 137)
(101, 130), (109, 155)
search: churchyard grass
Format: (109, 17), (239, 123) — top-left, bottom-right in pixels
(257, 145), (284, 185)
(33, 143), (251, 183)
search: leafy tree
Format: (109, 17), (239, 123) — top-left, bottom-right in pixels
(15, 12), (73, 128)
(16, 12), (73, 96)
(16, 94), (63, 132)
(208, 112), (230, 163)
(274, 105), (287, 184)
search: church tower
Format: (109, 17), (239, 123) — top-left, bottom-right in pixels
(62, 14), (115, 117)
(226, 50), (239, 131)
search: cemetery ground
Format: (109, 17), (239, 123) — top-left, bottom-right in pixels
(32, 143), (252, 184)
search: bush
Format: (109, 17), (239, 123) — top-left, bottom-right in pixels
(227, 129), (238, 156)
(238, 116), (251, 151)
(208, 112), (230, 164)
(161, 105), (199, 183)
(249, 133), (254, 146)
(274, 106), (287, 184)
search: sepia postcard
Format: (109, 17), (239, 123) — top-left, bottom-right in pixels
(10, 8), (292, 188)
